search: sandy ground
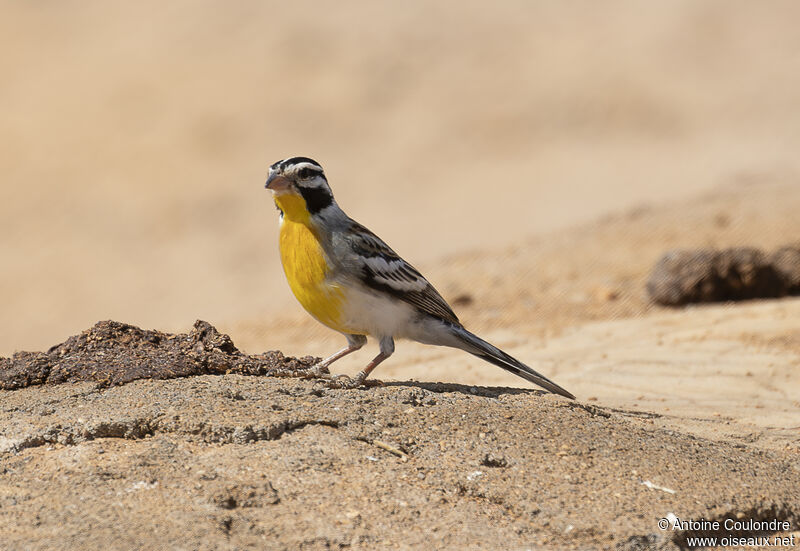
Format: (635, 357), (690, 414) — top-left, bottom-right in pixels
(1, 376), (798, 550)
(0, 321), (798, 550)
(2, 1), (800, 549)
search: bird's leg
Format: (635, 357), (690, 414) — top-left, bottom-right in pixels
(304, 334), (366, 378)
(327, 336), (394, 389)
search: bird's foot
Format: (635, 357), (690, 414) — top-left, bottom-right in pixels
(304, 364), (333, 379)
(321, 370), (383, 389)
(267, 363), (331, 380)
(272, 363), (382, 389)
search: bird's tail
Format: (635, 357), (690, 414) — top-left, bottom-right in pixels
(450, 326), (575, 399)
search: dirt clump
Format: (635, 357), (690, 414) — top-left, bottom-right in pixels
(0, 320), (318, 391)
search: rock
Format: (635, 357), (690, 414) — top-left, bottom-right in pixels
(647, 247), (798, 306)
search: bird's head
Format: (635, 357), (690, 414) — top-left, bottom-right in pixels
(265, 157), (334, 220)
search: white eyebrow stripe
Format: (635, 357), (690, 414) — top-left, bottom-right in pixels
(287, 162), (323, 174)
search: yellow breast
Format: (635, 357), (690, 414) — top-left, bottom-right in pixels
(276, 194), (346, 332)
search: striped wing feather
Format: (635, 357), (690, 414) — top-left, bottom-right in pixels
(348, 222), (460, 325)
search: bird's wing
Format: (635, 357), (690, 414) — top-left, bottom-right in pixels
(343, 221), (460, 325)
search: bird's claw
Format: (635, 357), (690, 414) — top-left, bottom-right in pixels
(324, 373), (362, 389)
(267, 363), (331, 380)
(272, 364), (383, 389)
(304, 364), (332, 378)
(319, 371), (383, 389)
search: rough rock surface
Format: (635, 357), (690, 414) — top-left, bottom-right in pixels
(1, 322), (798, 550)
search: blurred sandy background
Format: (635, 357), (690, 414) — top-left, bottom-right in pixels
(2, 0), (799, 397)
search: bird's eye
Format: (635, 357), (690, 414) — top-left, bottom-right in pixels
(298, 168), (313, 179)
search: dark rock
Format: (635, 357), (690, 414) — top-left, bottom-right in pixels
(647, 246), (799, 306)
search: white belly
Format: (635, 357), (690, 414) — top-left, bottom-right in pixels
(337, 285), (419, 339)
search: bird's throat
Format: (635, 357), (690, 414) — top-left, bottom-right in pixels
(274, 193), (311, 224)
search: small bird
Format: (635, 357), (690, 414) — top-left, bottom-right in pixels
(264, 156), (574, 399)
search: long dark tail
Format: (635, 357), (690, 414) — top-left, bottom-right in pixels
(452, 326), (575, 399)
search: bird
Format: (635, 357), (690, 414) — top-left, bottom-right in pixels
(264, 156), (574, 399)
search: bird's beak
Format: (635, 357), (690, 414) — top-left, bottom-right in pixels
(265, 173), (291, 192)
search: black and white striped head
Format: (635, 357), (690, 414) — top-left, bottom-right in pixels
(264, 156), (334, 215)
